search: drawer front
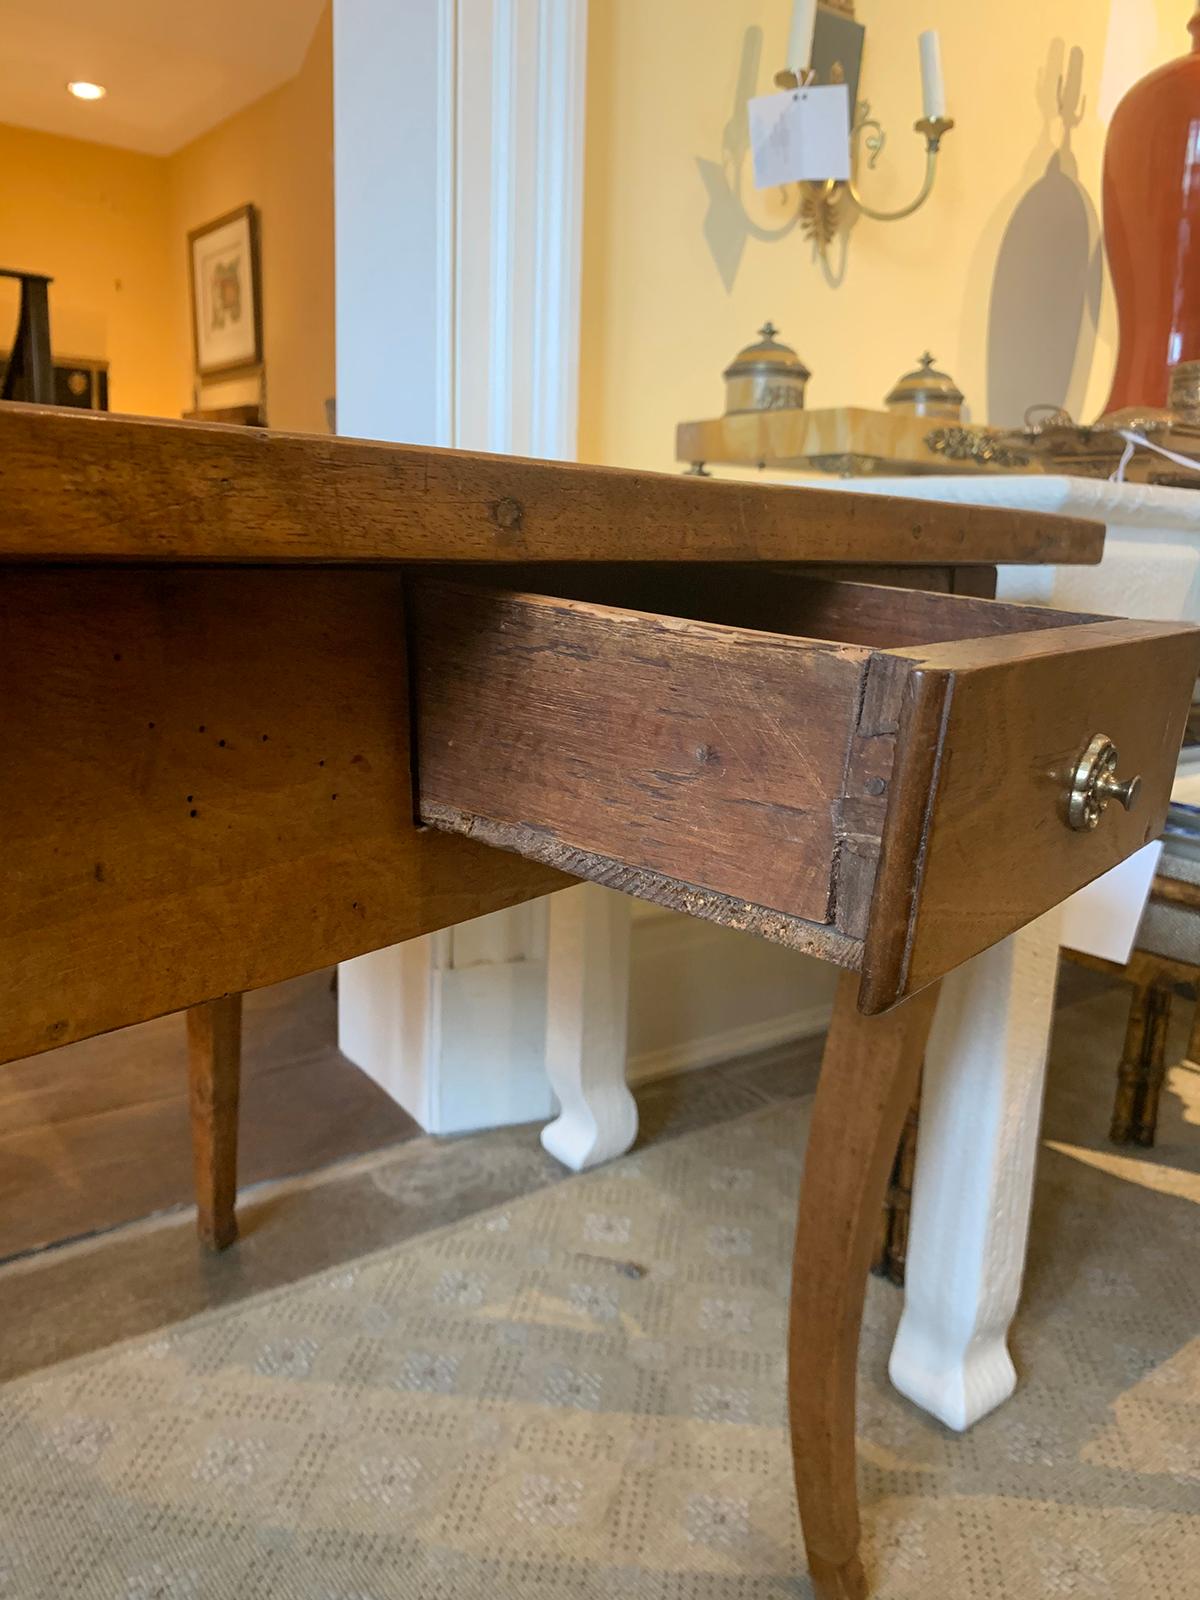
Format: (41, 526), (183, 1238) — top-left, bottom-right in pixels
(859, 621), (1200, 1011)
(411, 578), (1200, 1009)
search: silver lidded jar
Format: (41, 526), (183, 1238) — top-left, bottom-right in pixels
(885, 352), (965, 420)
(723, 323), (810, 415)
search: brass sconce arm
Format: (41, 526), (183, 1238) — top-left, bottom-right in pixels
(772, 71), (957, 255)
(845, 108), (955, 223)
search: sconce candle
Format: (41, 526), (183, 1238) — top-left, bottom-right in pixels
(918, 29), (946, 121)
(786, 0), (817, 74)
(766, 13), (956, 258)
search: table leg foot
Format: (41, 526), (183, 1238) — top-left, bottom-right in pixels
(789, 972), (940, 1598)
(807, 1552), (868, 1600)
(888, 1331), (1016, 1436)
(187, 993), (242, 1251)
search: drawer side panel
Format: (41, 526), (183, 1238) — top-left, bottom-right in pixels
(412, 582), (868, 926)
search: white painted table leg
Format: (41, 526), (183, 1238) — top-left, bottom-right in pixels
(889, 907), (1063, 1431)
(541, 885), (637, 1171)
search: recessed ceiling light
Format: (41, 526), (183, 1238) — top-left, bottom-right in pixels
(67, 81), (107, 101)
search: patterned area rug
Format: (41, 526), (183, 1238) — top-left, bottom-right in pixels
(0, 1095), (1197, 1598)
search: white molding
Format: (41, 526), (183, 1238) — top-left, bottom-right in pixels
(435, 0), (458, 447)
(531, 0), (587, 454)
(631, 908), (740, 961)
(334, 0), (591, 1134)
(456, 0), (587, 458)
(486, 0), (518, 451)
(627, 1001), (833, 1087)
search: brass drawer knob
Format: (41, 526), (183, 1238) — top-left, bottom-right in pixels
(1067, 734), (1142, 831)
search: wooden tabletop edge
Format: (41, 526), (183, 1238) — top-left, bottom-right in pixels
(0, 400), (1105, 567)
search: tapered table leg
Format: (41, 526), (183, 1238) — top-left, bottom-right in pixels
(789, 972), (940, 1600)
(186, 994), (243, 1250)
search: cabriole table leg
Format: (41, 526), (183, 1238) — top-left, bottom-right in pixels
(788, 971), (940, 1599)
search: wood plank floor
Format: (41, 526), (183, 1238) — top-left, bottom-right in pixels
(0, 970), (418, 1260)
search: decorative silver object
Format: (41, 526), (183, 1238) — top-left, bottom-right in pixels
(924, 427), (1031, 470)
(886, 352), (964, 420)
(722, 324), (810, 415)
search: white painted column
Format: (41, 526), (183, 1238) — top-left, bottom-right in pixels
(542, 886), (638, 1169)
(888, 910), (1063, 1430)
(336, 907), (557, 1135)
(333, 0), (636, 1143)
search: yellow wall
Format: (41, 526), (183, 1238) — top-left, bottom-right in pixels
(0, 123), (176, 417)
(578, 0), (1188, 471)
(166, 7), (334, 432)
(0, 7), (332, 432)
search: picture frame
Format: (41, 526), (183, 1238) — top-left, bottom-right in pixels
(188, 204), (263, 380)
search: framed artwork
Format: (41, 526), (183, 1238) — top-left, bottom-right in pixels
(188, 204), (262, 379)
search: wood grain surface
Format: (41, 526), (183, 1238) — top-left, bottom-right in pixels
(861, 619), (1200, 1010)
(0, 402), (1102, 568)
(788, 972), (942, 1599)
(411, 580), (870, 926)
(419, 802), (864, 968)
(422, 566), (1092, 649)
(0, 567), (566, 1066)
(187, 994), (242, 1251)
(411, 577), (1199, 1013)
(0, 969), (417, 1260)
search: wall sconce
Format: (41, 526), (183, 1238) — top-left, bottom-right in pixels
(776, 3), (955, 255)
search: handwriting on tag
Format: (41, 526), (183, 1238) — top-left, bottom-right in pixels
(748, 85), (851, 188)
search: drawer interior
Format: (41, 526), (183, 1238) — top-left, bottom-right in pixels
(408, 571), (1199, 1010)
(417, 562), (1099, 649)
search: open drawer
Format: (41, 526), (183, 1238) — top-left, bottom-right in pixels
(408, 571), (1200, 1012)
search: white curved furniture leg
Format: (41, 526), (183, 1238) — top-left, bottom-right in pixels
(541, 885), (637, 1171)
(889, 907), (1063, 1431)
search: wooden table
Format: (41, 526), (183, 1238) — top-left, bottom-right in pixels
(3, 403), (1197, 1600)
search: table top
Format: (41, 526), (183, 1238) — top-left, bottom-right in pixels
(0, 402), (1102, 568)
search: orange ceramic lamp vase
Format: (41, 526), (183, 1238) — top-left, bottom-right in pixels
(1103, 5), (1200, 412)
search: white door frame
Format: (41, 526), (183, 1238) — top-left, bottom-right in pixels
(333, 0), (637, 1148)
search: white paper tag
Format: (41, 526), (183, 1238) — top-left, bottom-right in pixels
(748, 84), (851, 188)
